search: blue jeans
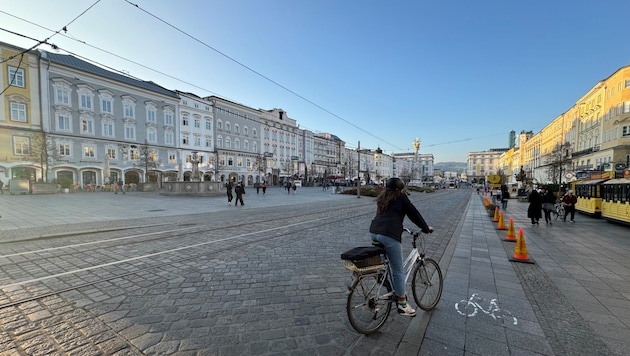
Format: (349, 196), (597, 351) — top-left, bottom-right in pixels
(371, 233), (405, 299)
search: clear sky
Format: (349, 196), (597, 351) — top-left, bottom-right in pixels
(2, 0), (630, 162)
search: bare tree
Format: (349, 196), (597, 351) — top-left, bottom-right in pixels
(545, 143), (571, 185)
(133, 141), (161, 182)
(29, 133), (61, 182)
(398, 167), (412, 184)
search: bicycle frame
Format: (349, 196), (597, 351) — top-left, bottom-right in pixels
(345, 228), (443, 334)
(365, 229), (425, 300)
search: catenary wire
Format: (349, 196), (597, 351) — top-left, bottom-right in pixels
(0, 4), (531, 152)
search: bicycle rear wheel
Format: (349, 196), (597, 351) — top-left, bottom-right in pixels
(346, 273), (392, 334)
(411, 258), (443, 311)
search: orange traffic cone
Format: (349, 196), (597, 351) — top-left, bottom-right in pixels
(509, 228), (535, 264)
(497, 212), (507, 230)
(484, 197), (490, 206)
(504, 218), (516, 241)
(493, 206), (500, 222)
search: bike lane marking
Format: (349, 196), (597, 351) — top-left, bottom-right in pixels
(455, 293), (518, 325)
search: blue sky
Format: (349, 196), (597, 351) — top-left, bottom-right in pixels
(2, 0), (630, 162)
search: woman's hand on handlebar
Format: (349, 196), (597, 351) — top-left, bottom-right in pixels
(404, 226), (433, 234)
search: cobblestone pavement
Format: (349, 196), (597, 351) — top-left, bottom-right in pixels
(1, 187), (629, 355)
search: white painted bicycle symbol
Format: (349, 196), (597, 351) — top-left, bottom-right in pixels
(455, 293), (518, 325)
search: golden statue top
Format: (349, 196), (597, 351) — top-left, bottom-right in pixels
(413, 138), (420, 152)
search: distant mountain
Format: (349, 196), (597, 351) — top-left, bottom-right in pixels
(434, 162), (467, 172)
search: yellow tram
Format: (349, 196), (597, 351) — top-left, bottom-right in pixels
(601, 178), (630, 225)
(572, 174), (611, 218)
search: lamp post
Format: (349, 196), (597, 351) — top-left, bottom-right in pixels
(357, 141), (361, 198)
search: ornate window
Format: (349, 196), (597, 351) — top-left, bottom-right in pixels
(10, 102), (27, 122)
(8, 66), (25, 87)
(13, 136), (30, 155)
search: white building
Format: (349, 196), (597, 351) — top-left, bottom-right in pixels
(176, 91), (215, 181)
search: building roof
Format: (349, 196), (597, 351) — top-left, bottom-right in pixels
(40, 51), (179, 99)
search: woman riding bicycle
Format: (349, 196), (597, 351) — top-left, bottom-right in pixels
(369, 177), (433, 317)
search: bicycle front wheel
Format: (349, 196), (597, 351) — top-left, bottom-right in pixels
(411, 258), (443, 311)
(346, 273), (392, 334)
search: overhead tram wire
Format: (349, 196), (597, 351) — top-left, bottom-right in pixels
(122, 0), (404, 151)
(2, 6), (367, 141)
(3, 4), (518, 153)
(0, 1), (101, 93)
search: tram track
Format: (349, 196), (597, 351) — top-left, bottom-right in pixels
(0, 191), (451, 312)
(0, 204), (374, 310)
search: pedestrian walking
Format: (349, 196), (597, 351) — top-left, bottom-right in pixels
(541, 187), (556, 225)
(234, 182), (245, 206)
(262, 181), (267, 194)
(501, 187), (509, 210)
(285, 181), (291, 194)
(527, 189), (542, 224)
(114, 178), (125, 194)
(226, 181), (233, 205)
(562, 190), (578, 223)
(256, 183), (260, 194)
(292, 181), (297, 194)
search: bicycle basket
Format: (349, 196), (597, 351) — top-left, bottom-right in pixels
(341, 246), (385, 272)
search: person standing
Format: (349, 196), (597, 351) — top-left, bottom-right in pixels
(541, 187), (556, 225)
(234, 182), (245, 206)
(256, 183), (260, 194)
(285, 180), (291, 194)
(114, 178), (125, 194)
(527, 189), (542, 225)
(262, 181), (267, 195)
(0, 179), (4, 194)
(226, 181), (233, 205)
(562, 190), (578, 223)
(369, 178), (433, 317)
(292, 181), (297, 194)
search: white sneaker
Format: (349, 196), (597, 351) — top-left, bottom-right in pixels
(397, 302), (416, 317)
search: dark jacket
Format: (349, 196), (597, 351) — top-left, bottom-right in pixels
(527, 190), (543, 219)
(541, 191), (556, 209)
(235, 184), (245, 195)
(369, 193), (431, 242)
(562, 193), (577, 206)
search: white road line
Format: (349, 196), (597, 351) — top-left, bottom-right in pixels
(0, 217), (326, 289)
(0, 226), (199, 258)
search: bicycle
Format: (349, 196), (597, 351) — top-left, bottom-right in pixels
(341, 228), (443, 334)
(553, 203), (565, 221)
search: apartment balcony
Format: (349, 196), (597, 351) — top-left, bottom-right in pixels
(572, 145), (599, 158)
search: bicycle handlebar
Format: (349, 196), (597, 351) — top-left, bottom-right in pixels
(403, 227), (433, 235)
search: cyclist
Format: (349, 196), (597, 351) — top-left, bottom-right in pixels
(369, 177), (433, 317)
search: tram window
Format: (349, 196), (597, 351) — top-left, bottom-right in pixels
(623, 184), (630, 203)
(613, 184), (621, 202)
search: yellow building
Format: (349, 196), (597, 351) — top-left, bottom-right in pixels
(518, 65), (630, 186)
(0, 41), (43, 191)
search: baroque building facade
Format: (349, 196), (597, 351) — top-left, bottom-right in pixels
(39, 51), (180, 188)
(0, 41), (43, 191)
(0, 40), (426, 192)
